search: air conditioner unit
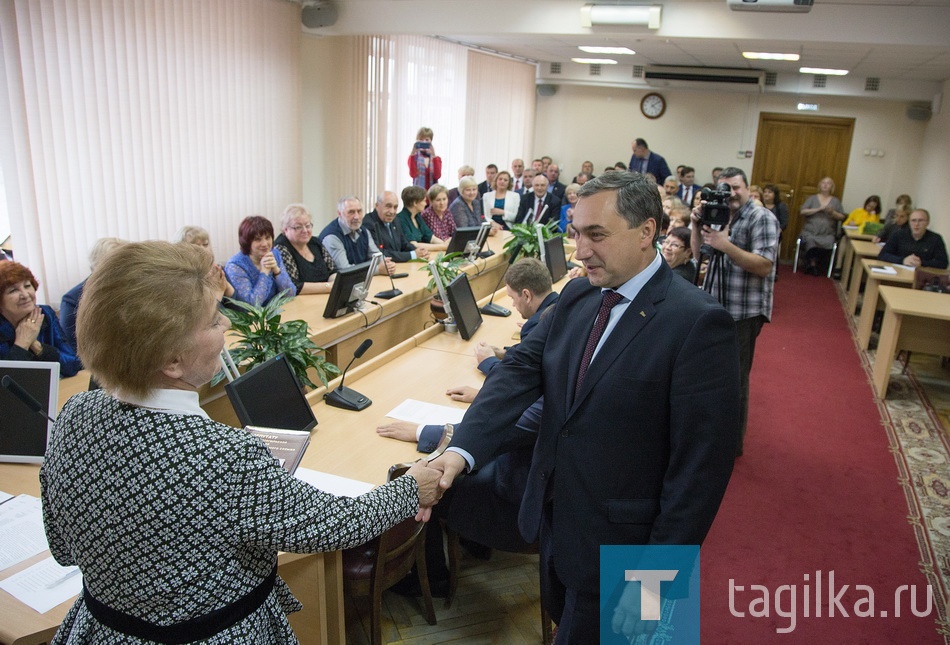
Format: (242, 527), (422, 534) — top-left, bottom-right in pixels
(727, 0), (813, 13)
(644, 67), (765, 92)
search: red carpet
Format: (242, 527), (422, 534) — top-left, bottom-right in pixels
(700, 269), (942, 643)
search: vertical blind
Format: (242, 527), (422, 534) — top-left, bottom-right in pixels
(0, 0), (300, 303)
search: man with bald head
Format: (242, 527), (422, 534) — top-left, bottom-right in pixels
(546, 163), (567, 201)
(515, 174), (560, 226)
(364, 190), (429, 263)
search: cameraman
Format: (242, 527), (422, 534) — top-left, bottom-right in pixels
(690, 167), (779, 457)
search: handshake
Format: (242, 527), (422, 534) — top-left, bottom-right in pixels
(403, 453), (468, 522)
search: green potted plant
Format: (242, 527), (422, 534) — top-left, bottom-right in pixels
(504, 221), (563, 259)
(413, 251), (467, 319)
(212, 291), (340, 390)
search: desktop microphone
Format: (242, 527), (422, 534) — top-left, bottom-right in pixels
(324, 339), (374, 411)
(374, 249), (403, 300)
(1, 375), (56, 423)
(535, 204), (549, 225)
(480, 242), (524, 317)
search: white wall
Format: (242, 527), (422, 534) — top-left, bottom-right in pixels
(533, 85), (933, 216)
(914, 81), (949, 243)
(300, 35), (338, 228)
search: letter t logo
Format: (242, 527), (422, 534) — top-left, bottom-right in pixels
(625, 570), (679, 620)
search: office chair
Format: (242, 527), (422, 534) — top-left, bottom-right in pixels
(793, 235), (839, 278)
(342, 464), (437, 645)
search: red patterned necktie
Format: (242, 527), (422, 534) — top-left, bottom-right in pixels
(575, 289), (624, 396)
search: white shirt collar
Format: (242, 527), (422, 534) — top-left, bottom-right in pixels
(114, 388), (210, 419)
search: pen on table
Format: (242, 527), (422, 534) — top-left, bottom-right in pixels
(45, 568), (81, 589)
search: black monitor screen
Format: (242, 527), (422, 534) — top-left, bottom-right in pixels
(323, 260), (372, 319)
(0, 361), (58, 463)
(446, 226), (483, 255)
(445, 273), (482, 341)
(544, 236), (568, 283)
(225, 354), (318, 432)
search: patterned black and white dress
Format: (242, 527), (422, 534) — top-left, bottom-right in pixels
(40, 389), (419, 643)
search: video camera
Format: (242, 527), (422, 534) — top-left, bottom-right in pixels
(699, 183), (733, 227)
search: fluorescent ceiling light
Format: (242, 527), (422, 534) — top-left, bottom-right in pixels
(580, 5), (662, 29)
(572, 58), (619, 64)
(579, 46), (636, 55)
(799, 67), (848, 76)
(742, 52), (799, 61)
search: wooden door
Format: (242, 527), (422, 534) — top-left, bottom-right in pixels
(752, 113), (854, 261)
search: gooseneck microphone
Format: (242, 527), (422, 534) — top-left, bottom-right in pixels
(481, 242), (524, 317)
(324, 339), (374, 411)
(374, 250), (403, 300)
(2, 375), (56, 423)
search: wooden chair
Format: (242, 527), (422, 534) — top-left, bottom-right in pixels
(444, 528), (554, 645)
(342, 465), (436, 645)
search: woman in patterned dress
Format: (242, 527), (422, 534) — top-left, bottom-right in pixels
(40, 241), (440, 644)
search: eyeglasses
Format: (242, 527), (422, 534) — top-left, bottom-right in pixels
(663, 241), (685, 250)
(289, 223), (313, 232)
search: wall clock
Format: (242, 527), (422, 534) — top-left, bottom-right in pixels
(640, 92), (666, 119)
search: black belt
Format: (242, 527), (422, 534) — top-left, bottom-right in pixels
(83, 564), (277, 644)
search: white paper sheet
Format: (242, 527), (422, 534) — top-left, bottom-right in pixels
(0, 495), (50, 572)
(0, 490), (13, 504)
(0, 557), (81, 614)
(294, 467), (374, 498)
(385, 399), (465, 426)
(871, 266), (897, 275)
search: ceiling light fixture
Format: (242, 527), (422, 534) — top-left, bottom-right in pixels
(742, 52), (799, 61)
(572, 57), (619, 65)
(800, 67), (848, 76)
(580, 5), (662, 29)
(579, 46), (636, 55)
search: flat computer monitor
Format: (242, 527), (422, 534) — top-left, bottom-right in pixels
(225, 354), (318, 433)
(446, 226), (485, 255)
(444, 273), (482, 341)
(0, 360), (59, 464)
(543, 236), (568, 283)
(323, 258), (376, 319)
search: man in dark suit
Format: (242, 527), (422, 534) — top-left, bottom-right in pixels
(546, 163), (567, 202)
(363, 191), (429, 263)
(628, 137), (672, 182)
(515, 175), (561, 225)
(477, 163), (497, 197)
(677, 166), (699, 205)
(429, 172), (741, 643)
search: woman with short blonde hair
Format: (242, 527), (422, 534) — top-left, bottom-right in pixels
(44, 240), (440, 643)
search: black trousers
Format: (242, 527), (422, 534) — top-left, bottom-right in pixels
(734, 315), (765, 454)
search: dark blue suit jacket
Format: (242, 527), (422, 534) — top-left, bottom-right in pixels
(450, 261), (740, 593)
(628, 151), (672, 182)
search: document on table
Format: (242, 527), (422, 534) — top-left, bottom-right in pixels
(870, 265), (898, 275)
(0, 557), (82, 614)
(295, 467), (374, 497)
(0, 490), (13, 504)
(386, 399), (465, 426)
(0, 495), (50, 572)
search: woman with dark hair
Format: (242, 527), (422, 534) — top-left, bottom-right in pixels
(0, 261), (82, 376)
(41, 241), (440, 644)
(762, 184), (789, 231)
(225, 216), (296, 305)
(844, 195), (882, 228)
(661, 227), (697, 283)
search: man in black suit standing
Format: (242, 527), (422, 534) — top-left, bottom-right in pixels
(677, 166), (699, 205)
(515, 174), (561, 225)
(628, 137), (672, 182)
(363, 191), (429, 262)
(429, 172), (741, 643)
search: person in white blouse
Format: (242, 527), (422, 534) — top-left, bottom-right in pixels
(483, 170), (521, 230)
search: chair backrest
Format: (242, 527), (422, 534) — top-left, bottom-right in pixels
(372, 465), (426, 589)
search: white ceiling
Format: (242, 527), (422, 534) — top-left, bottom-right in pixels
(309, 0), (950, 98)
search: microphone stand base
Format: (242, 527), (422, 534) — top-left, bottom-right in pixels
(374, 289), (402, 299)
(480, 303), (511, 317)
(324, 386), (372, 411)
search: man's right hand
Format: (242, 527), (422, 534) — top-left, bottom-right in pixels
(474, 341), (496, 365)
(426, 452), (467, 494)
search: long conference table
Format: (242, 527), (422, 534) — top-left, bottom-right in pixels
(0, 254), (559, 644)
